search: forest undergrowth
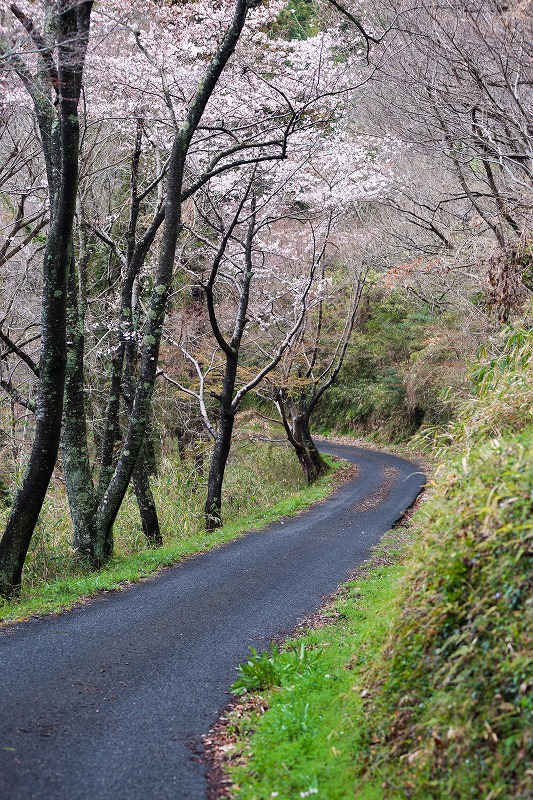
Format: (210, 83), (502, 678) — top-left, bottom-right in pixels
(313, 288), (477, 442)
(218, 327), (533, 800)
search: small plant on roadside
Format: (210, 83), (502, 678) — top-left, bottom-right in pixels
(231, 641), (322, 696)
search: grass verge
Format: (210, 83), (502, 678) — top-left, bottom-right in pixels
(206, 528), (412, 800)
(213, 329), (533, 800)
(358, 433), (532, 800)
(0, 448), (345, 627)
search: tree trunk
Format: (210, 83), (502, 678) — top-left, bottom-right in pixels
(94, 134), (183, 546)
(61, 254), (98, 559)
(0, 236), (69, 594)
(205, 404), (235, 531)
(132, 445), (162, 546)
(276, 392), (327, 485)
(290, 418), (316, 484)
(96, 349), (125, 503)
(123, 336), (162, 547)
(300, 412), (327, 478)
(0, 2), (92, 595)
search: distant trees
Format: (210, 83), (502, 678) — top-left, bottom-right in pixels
(332, 0), (532, 316)
(0, 112), (45, 418)
(390, 0), (531, 244)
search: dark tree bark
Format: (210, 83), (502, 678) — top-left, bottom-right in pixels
(61, 254), (97, 557)
(276, 390), (326, 484)
(131, 446), (162, 546)
(95, 118), (160, 505)
(300, 414), (325, 477)
(0, 1), (93, 597)
(122, 311), (163, 547)
(77, 119), (166, 558)
(205, 358), (239, 531)
(203, 192), (255, 530)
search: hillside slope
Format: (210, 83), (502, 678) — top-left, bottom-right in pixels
(360, 329), (533, 798)
(222, 329), (532, 800)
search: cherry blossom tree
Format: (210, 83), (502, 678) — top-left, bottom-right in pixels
(0, 0), (390, 589)
(157, 93), (394, 522)
(76, 1), (367, 554)
(163, 173), (323, 528)
(265, 230), (367, 482)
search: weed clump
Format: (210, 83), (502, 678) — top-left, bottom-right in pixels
(231, 642), (322, 696)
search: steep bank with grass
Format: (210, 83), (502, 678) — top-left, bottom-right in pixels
(219, 329), (533, 800)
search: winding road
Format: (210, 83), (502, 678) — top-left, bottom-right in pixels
(0, 442), (424, 800)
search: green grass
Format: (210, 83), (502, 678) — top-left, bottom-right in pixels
(222, 531), (409, 800)
(313, 288), (473, 443)
(358, 432), (533, 800)
(0, 442), (343, 626)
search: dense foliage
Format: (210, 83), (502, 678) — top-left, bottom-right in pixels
(361, 330), (533, 798)
(313, 287), (475, 440)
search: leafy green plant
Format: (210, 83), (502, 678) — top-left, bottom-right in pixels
(361, 432), (533, 799)
(313, 288), (472, 441)
(231, 641), (322, 696)
(272, 0), (318, 40)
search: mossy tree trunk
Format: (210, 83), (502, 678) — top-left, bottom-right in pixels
(276, 390), (326, 485)
(61, 254), (98, 557)
(131, 447), (162, 546)
(123, 319), (162, 547)
(205, 358), (238, 531)
(0, 1), (93, 596)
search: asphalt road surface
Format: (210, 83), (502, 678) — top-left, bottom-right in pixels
(0, 442), (424, 800)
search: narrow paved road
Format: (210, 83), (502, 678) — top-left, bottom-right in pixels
(0, 443), (424, 800)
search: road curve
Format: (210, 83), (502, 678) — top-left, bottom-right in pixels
(0, 443), (424, 800)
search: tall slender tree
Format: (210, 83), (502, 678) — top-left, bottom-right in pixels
(173, 183), (318, 530)
(0, 0), (93, 596)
